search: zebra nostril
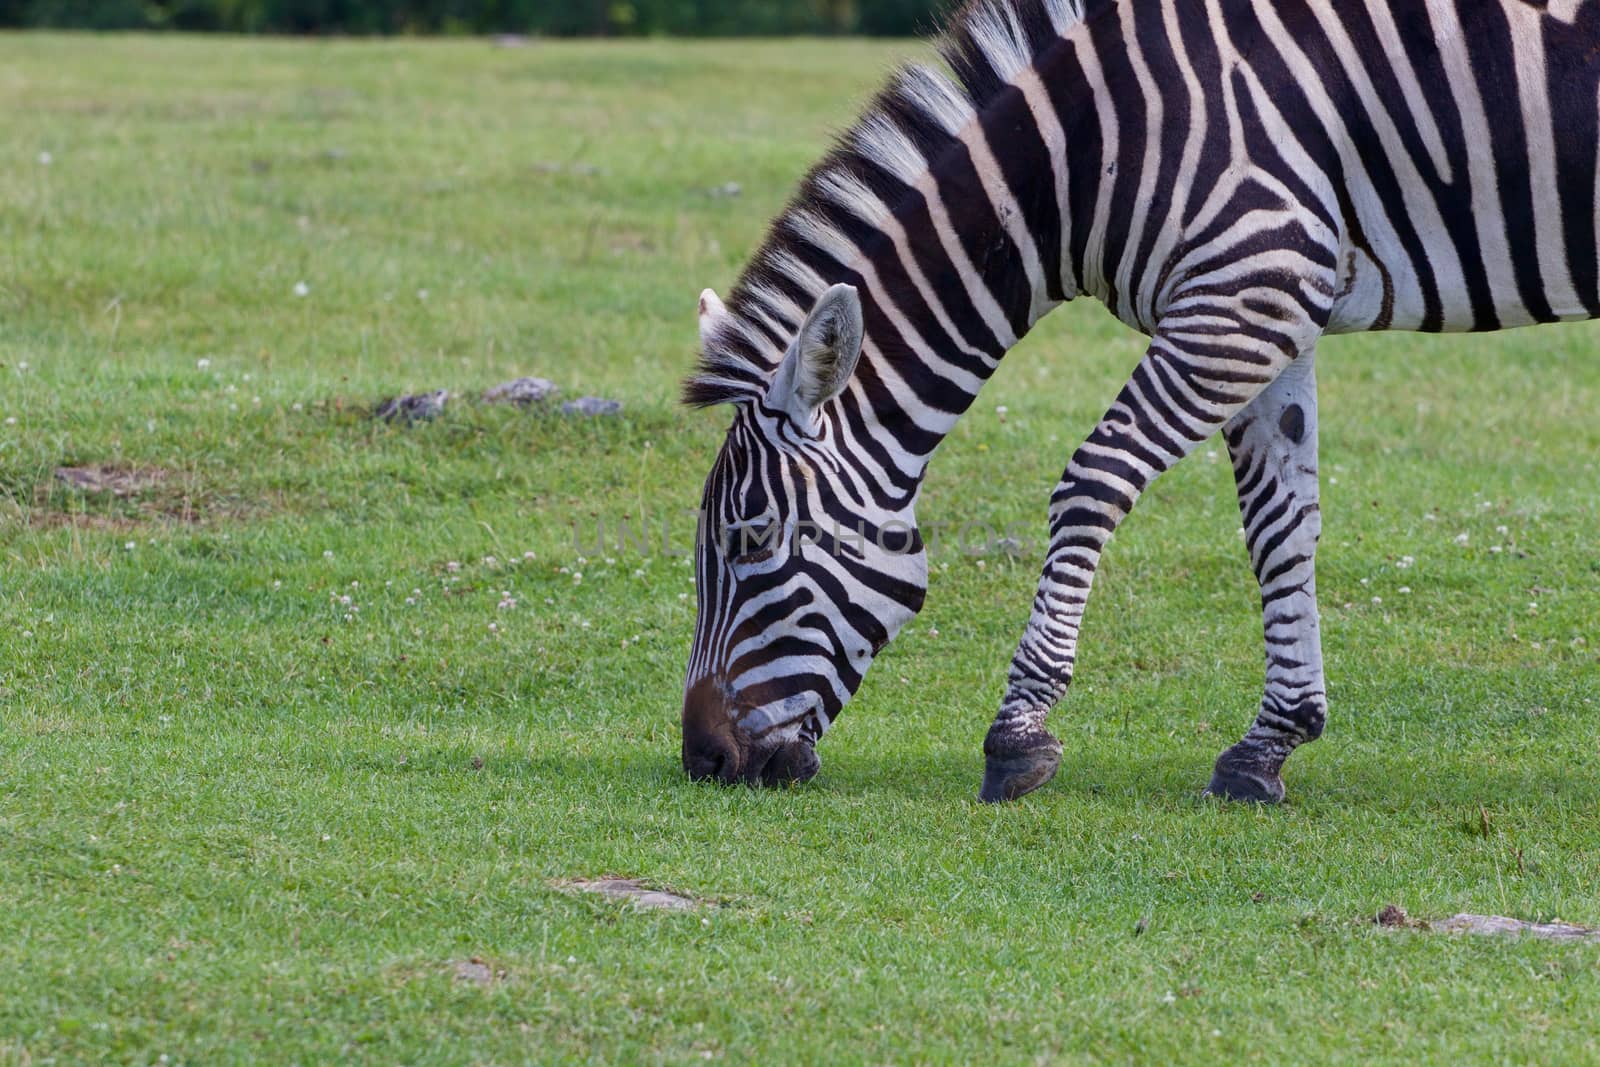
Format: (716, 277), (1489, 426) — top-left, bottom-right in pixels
(684, 739), (734, 782)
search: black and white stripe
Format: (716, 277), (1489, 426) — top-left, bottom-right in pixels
(680, 0), (1599, 799)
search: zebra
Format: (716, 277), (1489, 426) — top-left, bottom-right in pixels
(679, 0), (1599, 802)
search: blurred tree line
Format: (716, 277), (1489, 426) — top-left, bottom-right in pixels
(0, 0), (953, 34)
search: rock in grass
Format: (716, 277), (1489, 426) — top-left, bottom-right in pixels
(482, 377), (559, 406)
(373, 390), (449, 424)
(561, 397), (623, 417)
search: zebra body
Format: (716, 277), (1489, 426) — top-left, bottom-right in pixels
(680, 0), (1598, 801)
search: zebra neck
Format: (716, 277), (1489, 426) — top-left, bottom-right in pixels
(829, 39), (1115, 490)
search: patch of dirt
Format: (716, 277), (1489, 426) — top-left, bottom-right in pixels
(1374, 905), (1599, 941)
(1437, 914), (1600, 942)
(561, 878), (704, 912)
(54, 465), (169, 497)
(32, 465), (281, 530)
(451, 958), (506, 986)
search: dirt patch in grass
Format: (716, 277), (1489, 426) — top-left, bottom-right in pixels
(560, 878), (706, 911)
(451, 958), (507, 986)
(30, 464), (280, 529)
(1375, 905), (1599, 942)
(1436, 914), (1600, 942)
(54, 465), (170, 496)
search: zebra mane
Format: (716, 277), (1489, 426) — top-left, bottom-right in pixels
(683, 0), (1087, 408)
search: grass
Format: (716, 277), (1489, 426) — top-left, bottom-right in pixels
(2, 31), (1598, 1065)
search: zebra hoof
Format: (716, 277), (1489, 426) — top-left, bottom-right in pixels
(1204, 745), (1287, 804)
(978, 728), (1063, 804)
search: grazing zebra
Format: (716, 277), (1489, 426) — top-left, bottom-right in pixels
(679, 0), (1599, 802)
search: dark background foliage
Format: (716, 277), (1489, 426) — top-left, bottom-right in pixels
(1, 0), (954, 34)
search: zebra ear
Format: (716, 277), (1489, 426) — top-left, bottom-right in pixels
(768, 284), (864, 424)
(698, 288), (728, 349)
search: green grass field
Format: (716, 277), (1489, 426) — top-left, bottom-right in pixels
(2, 32), (1598, 1065)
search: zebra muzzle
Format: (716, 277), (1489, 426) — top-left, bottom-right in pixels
(681, 676), (820, 787)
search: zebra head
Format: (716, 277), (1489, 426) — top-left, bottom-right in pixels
(682, 283), (928, 786)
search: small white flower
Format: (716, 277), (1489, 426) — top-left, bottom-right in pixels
(573, 573), (583, 583)
(342, 613), (353, 622)
(321, 834), (331, 842)
(350, 581), (359, 589)
(446, 561), (460, 573)
(197, 357), (211, 370)
(1496, 525), (1509, 536)
(38, 150), (52, 166)
(1398, 586), (1411, 595)
(1397, 555), (1414, 569)
(995, 405), (1008, 416)
(21, 630), (31, 638)
(417, 288), (430, 300)
(1360, 578), (1369, 586)
(928, 627), (940, 637)
(3, 417), (14, 425)
(604, 557), (616, 566)
(339, 595), (352, 606)
(1529, 602), (1539, 612)
(291, 401), (304, 412)
(577, 556), (588, 566)
(16, 361), (28, 372)
(1490, 545), (1503, 555)
(488, 622), (500, 632)
(1454, 533), (1470, 546)
(975, 559), (987, 570)
(678, 593), (688, 601)
(1371, 596), (1382, 605)
(293, 281), (310, 298)
(272, 580), (282, 589)
(580, 620), (592, 629)
(323, 550), (334, 559)
(124, 541), (135, 551)
(523, 551), (537, 561)
(633, 568), (645, 578)
(483, 555), (498, 567)
(405, 597), (416, 606)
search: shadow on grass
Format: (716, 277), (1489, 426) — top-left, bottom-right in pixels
(342, 733), (1598, 818)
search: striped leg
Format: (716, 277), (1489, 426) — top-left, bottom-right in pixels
(978, 317), (1309, 803)
(1207, 350), (1326, 803)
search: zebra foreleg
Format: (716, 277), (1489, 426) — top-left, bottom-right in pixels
(978, 321), (1307, 803)
(1207, 350), (1327, 804)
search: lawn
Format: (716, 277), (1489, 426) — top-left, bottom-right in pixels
(2, 32), (1598, 1066)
